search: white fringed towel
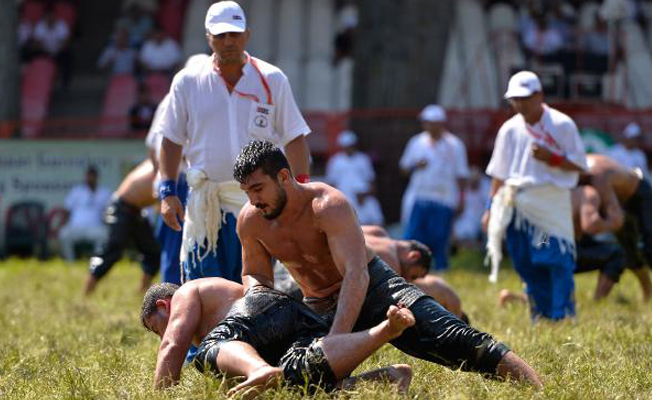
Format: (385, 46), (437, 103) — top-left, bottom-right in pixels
(180, 168), (248, 266)
(485, 184), (574, 283)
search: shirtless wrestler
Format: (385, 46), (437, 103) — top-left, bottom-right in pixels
(84, 159), (161, 295)
(141, 279), (414, 396)
(234, 140), (542, 387)
(583, 154), (652, 300)
(361, 225), (467, 320)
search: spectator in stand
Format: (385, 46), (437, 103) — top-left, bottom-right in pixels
(333, 1), (357, 65)
(58, 166), (112, 262)
(98, 27), (137, 75)
(130, 84), (158, 131)
(609, 122), (649, 178)
(139, 25), (182, 75)
(31, 7), (73, 87)
(581, 12), (611, 75)
(399, 105), (469, 271)
(521, 9), (564, 60)
(325, 131), (384, 226)
(116, 3), (154, 48)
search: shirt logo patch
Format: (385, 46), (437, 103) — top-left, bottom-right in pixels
(254, 115), (268, 128)
(257, 107), (269, 115)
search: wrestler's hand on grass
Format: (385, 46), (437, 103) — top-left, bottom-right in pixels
(161, 195), (184, 231)
(227, 366), (283, 399)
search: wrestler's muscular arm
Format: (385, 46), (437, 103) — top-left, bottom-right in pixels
(317, 192), (370, 335)
(481, 178), (505, 233)
(153, 286), (201, 388)
(580, 186), (621, 234)
(237, 206), (275, 290)
(589, 173), (624, 231)
(159, 137), (185, 231)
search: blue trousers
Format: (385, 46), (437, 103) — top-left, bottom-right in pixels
(403, 199), (453, 271)
(182, 212), (242, 283)
(506, 217), (576, 321)
(156, 173), (188, 285)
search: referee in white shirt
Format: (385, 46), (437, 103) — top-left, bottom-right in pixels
(157, 1), (311, 283)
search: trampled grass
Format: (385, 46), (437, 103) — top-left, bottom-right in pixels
(0, 253), (651, 399)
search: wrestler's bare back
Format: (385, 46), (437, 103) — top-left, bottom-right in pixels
(171, 278), (244, 345)
(239, 182), (375, 298)
(587, 154), (640, 202)
(115, 159), (158, 209)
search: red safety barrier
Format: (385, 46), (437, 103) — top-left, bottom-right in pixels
(157, 0), (189, 41)
(99, 74), (138, 137)
(144, 73), (171, 103)
(21, 57), (57, 138)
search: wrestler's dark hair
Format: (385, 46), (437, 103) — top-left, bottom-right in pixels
(407, 240), (432, 271)
(140, 283), (180, 330)
(233, 140), (291, 183)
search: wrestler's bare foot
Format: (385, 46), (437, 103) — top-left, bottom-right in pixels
(227, 365), (282, 399)
(498, 289), (527, 307)
(383, 305), (416, 340)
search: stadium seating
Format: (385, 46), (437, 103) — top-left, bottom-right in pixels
(307, 0), (334, 59)
(99, 74), (138, 136)
(440, 0), (500, 109)
(304, 58), (333, 110)
(53, 1), (78, 31)
(332, 58), (353, 111)
(21, 0), (46, 24)
(21, 57), (57, 138)
(578, 2), (600, 31)
(4, 201), (48, 259)
(182, 0), (211, 58)
(488, 3), (525, 95)
(145, 73), (172, 103)
(157, 0), (189, 41)
(246, 0), (277, 61)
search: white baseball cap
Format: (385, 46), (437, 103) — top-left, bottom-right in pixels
(419, 104), (446, 122)
(623, 122), (641, 139)
(504, 71), (542, 99)
(337, 130), (358, 147)
(205, 1), (246, 36)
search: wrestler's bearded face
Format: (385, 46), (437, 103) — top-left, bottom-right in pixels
(255, 179), (288, 220)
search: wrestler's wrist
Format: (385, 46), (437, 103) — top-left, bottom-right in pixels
(159, 179), (177, 199)
(295, 173), (310, 183)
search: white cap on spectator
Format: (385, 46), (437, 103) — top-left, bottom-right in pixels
(337, 130), (358, 147)
(504, 71), (542, 99)
(623, 122), (641, 139)
(419, 105), (446, 122)
(205, 1), (246, 36)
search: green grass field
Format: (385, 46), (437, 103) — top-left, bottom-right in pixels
(1, 253), (651, 399)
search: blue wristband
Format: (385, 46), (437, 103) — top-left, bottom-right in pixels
(486, 197), (493, 210)
(159, 179), (177, 199)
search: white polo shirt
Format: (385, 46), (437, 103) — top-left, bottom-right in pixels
(64, 184), (111, 228)
(486, 105), (587, 189)
(160, 54), (310, 182)
(325, 151), (375, 201)
(399, 131), (469, 208)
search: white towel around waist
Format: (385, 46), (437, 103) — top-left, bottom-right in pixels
(181, 168), (248, 265)
(485, 184), (574, 283)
